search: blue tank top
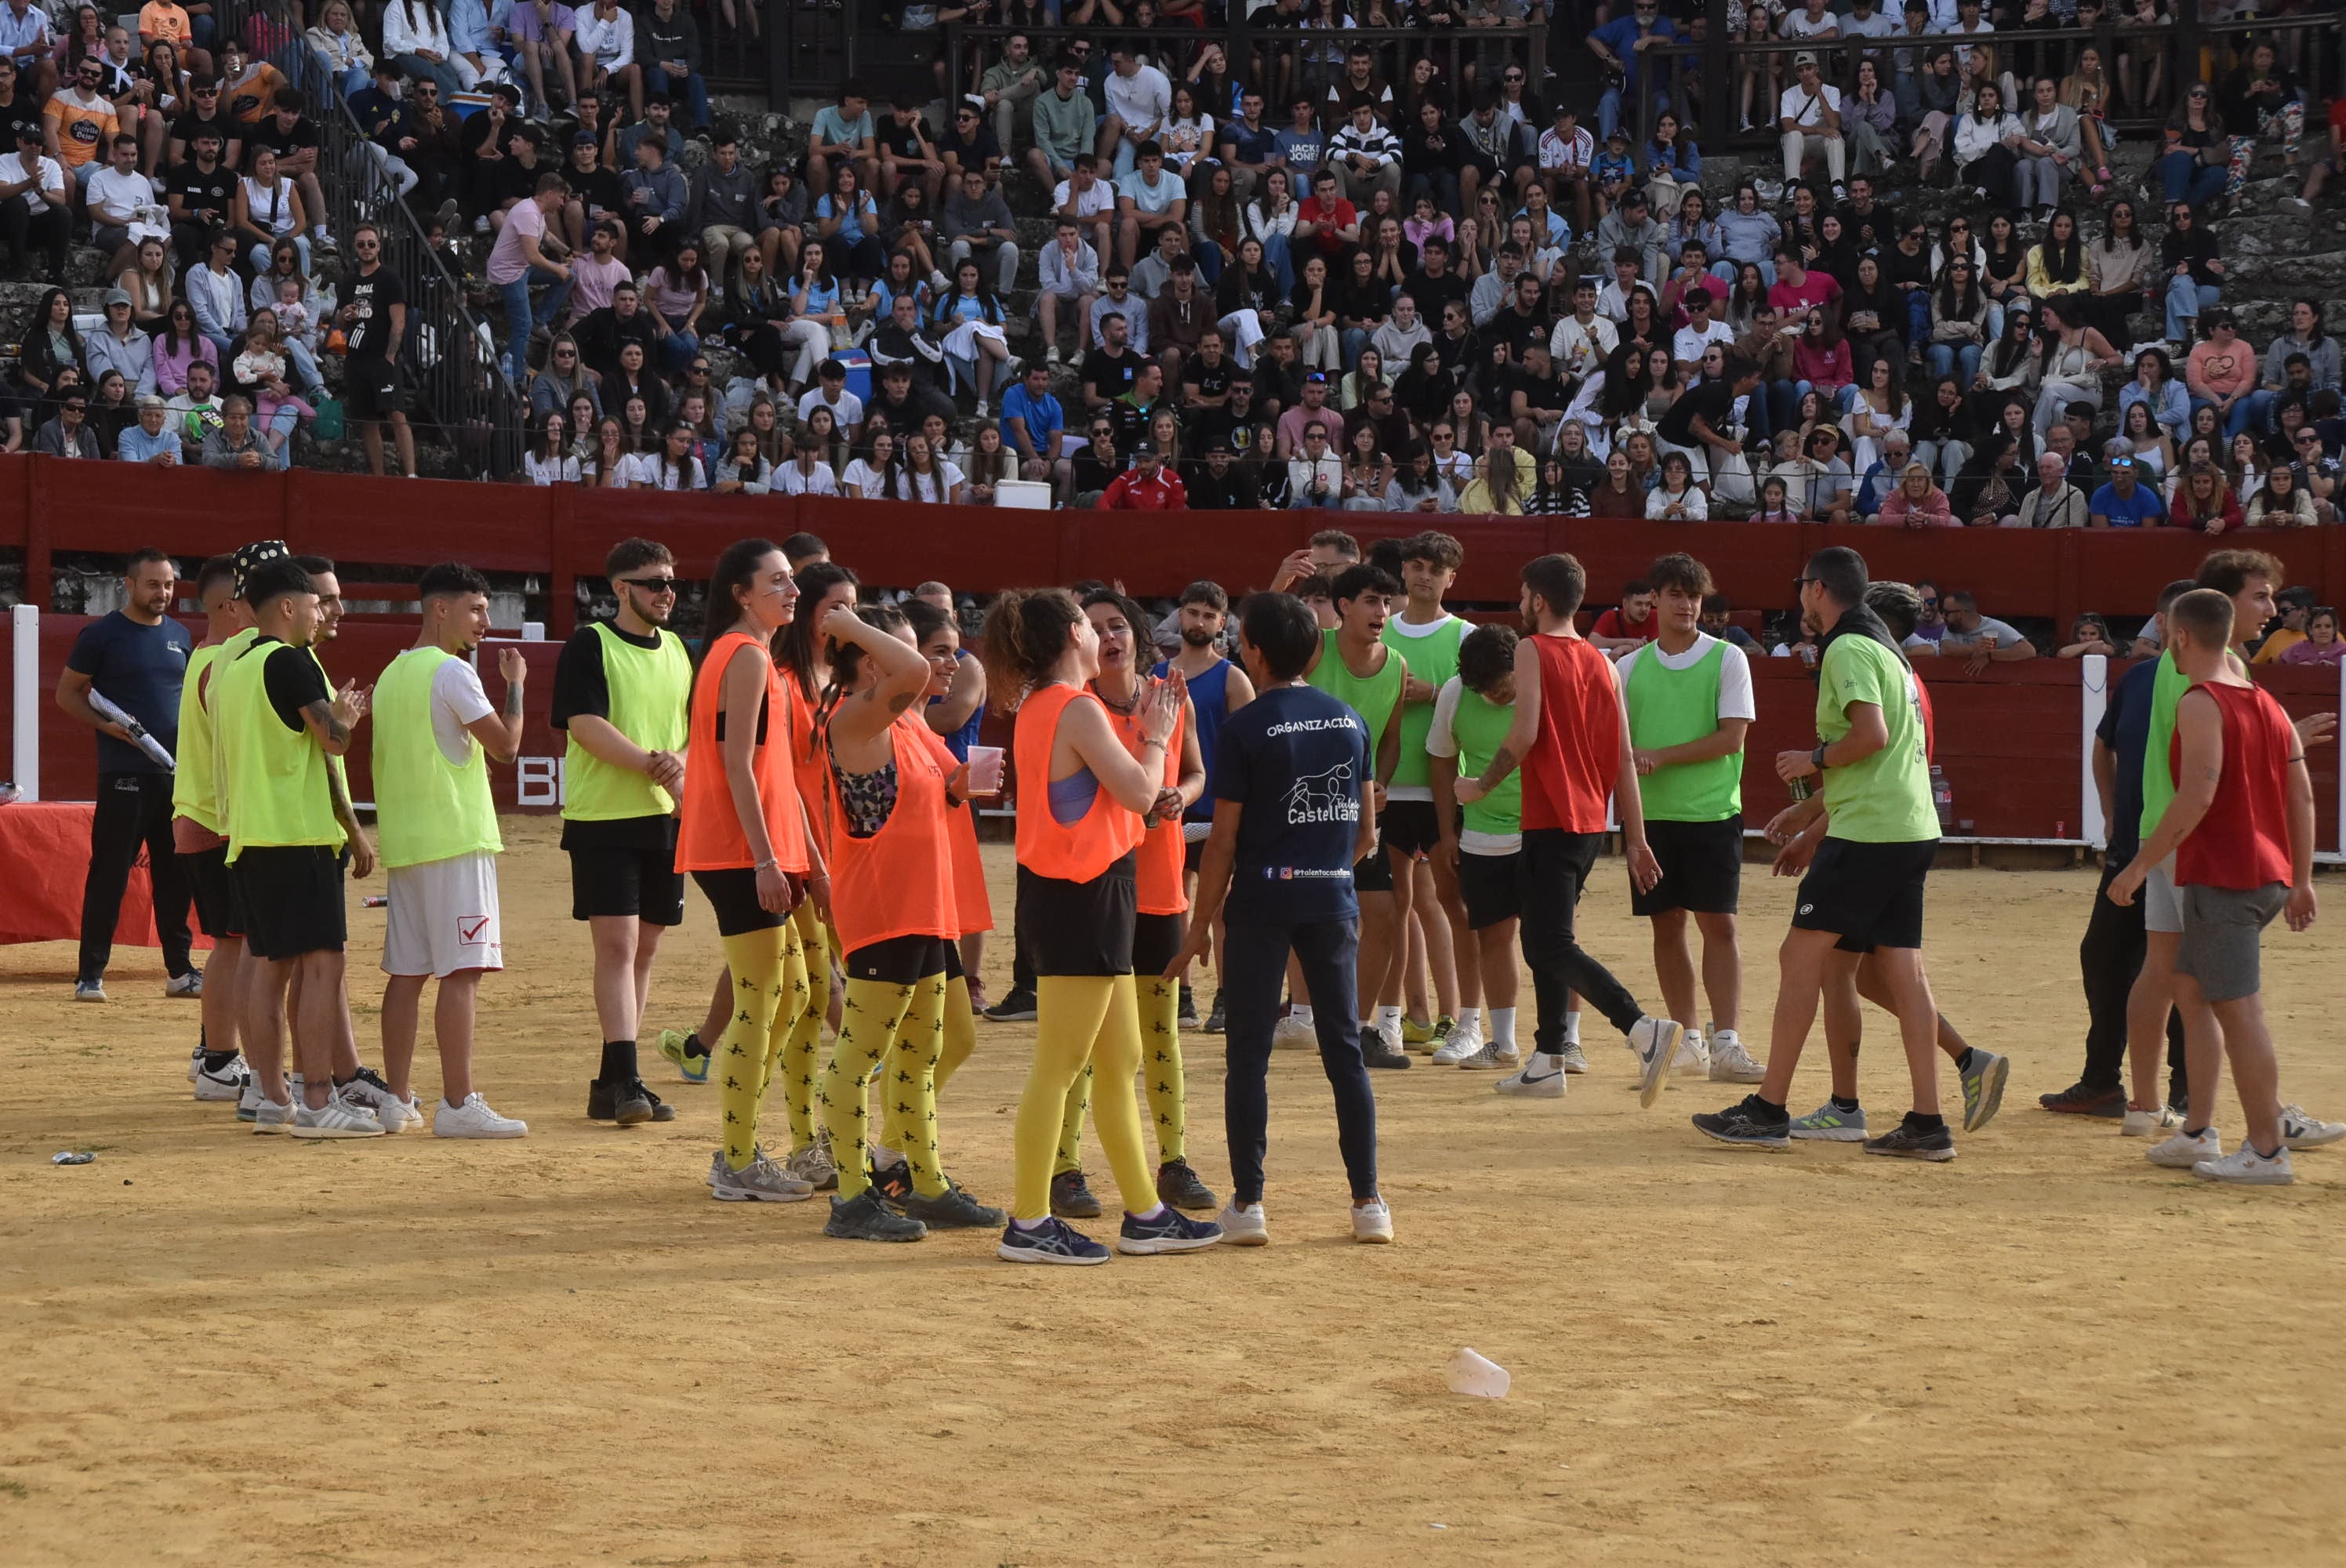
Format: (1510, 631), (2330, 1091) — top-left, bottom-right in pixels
(1157, 656), (1229, 822)
(1047, 766), (1099, 824)
(927, 648), (986, 760)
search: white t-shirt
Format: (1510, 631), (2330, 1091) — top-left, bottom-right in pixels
(775, 460), (839, 495)
(1778, 81), (1843, 131)
(797, 387), (862, 428)
(1615, 633), (1756, 733)
(0, 151), (63, 212)
(1101, 63), (1171, 132)
(1425, 677), (1519, 855)
(840, 456), (889, 498)
(1780, 9), (1843, 39)
(85, 164), (151, 223)
(425, 653), (496, 768)
(1672, 319), (1734, 368)
(1053, 178), (1114, 219)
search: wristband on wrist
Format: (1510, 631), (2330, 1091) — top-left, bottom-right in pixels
(1811, 744), (1828, 772)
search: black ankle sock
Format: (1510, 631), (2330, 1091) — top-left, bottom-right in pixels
(1831, 1094), (1861, 1114)
(1954, 1047), (1975, 1073)
(200, 1048), (239, 1071)
(1749, 1094), (1789, 1123)
(599, 1040), (638, 1082)
(1903, 1112), (1947, 1132)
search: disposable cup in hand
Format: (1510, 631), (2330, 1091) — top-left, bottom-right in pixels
(966, 746), (1005, 797)
(1447, 1347), (1510, 1399)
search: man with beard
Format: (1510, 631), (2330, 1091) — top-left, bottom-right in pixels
(553, 537), (691, 1129)
(1153, 580), (1256, 1031)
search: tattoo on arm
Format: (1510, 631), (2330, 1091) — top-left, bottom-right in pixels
(504, 684), (524, 720)
(1477, 743), (1519, 790)
(305, 699), (350, 746)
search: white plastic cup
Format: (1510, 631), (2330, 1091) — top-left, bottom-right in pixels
(965, 745), (1005, 797)
(1447, 1347), (1510, 1399)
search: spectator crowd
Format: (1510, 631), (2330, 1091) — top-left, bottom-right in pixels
(0, 0), (2338, 517)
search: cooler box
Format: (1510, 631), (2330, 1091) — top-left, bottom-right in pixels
(995, 479), (1052, 510)
(836, 350), (870, 406)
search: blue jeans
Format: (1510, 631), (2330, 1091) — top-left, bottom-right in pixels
(1597, 85), (1668, 144)
(2156, 151), (2227, 209)
(2244, 388), (2278, 433)
(644, 66), (710, 129)
(1710, 258), (1777, 289)
(1223, 914), (1378, 1205)
(1927, 343), (1982, 383)
(1405, 169), (1461, 215)
(498, 263), (574, 385)
(1193, 236), (1223, 285)
(654, 324), (699, 376)
(392, 51), (466, 100)
(1339, 326), (1370, 371)
(1262, 230), (1295, 295)
(1904, 289), (1932, 346)
(332, 64), (369, 100)
(2166, 274), (2220, 341)
(1796, 380), (1860, 415)
(2193, 394), (2257, 441)
(1765, 378), (1799, 434)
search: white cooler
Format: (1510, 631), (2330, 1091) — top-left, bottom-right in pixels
(995, 479), (1053, 510)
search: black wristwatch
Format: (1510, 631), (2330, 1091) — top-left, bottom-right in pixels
(1810, 744), (1828, 773)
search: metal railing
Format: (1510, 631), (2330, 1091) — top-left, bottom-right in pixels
(1633, 7), (2344, 156)
(216, 0), (524, 477)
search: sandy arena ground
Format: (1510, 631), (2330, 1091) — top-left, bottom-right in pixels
(3, 815), (2343, 1566)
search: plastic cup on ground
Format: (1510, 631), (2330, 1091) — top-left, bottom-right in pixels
(1447, 1347), (1510, 1399)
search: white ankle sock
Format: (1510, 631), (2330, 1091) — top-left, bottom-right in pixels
(1490, 1007), (1516, 1048)
(1290, 1004), (1313, 1025)
(1375, 1004), (1401, 1033)
(1563, 1009), (1582, 1044)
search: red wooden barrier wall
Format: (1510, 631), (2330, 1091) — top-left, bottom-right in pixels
(5, 453), (2342, 642)
(10, 610), (2336, 851)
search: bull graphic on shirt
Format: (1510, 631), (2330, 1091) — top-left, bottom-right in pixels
(1284, 761), (1357, 825)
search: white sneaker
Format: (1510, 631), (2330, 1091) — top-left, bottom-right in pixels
(1628, 1015), (1683, 1109)
(1351, 1198), (1393, 1244)
(165, 970), (203, 998)
(2120, 1104), (2181, 1138)
(2279, 1105), (2346, 1150)
(290, 1095), (385, 1139)
(1044, 345), (1062, 365)
(193, 1054), (248, 1102)
(1218, 1200), (1269, 1246)
(187, 1044), (203, 1082)
(1494, 1053), (1569, 1098)
(251, 1094), (296, 1134)
(1708, 1029), (1765, 1083)
(434, 1092), (528, 1139)
(1271, 1013), (1318, 1051)
(2193, 1145), (2294, 1185)
(1670, 1028), (1710, 1077)
(1431, 1017), (1485, 1065)
(339, 1069), (419, 1133)
(2146, 1127), (2221, 1168)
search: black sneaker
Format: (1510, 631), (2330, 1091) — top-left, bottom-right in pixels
(1156, 1157), (1218, 1212)
(983, 985), (1039, 1022)
(1117, 1205), (1223, 1254)
(899, 1180), (1006, 1229)
(871, 1159), (914, 1202)
(2038, 1080), (2126, 1117)
(823, 1189), (928, 1242)
(636, 1083), (677, 1123)
(1178, 984), (1201, 1029)
(1863, 1119), (1957, 1162)
(1363, 1033), (1412, 1069)
(1691, 1096), (1792, 1149)
(1203, 990), (1226, 1034)
(1050, 1167), (1102, 1219)
(586, 1076), (653, 1125)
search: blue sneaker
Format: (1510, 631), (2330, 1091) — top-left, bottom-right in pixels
(1116, 1205), (1224, 1255)
(997, 1217), (1112, 1266)
(1691, 1096), (1792, 1150)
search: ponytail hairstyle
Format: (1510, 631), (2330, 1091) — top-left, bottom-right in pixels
(696, 537), (784, 672)
(778, 560), (859, 702)
(814, 601), (910, 758)
(982, 587), (1084, 708)
(901, 593), (957, 647)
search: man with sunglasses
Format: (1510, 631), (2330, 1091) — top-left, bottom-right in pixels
(0, 121), (67, 279)
(552, 536), (691, 1129)
(338, 222), (417, 478)
(45, 55), (119, 193)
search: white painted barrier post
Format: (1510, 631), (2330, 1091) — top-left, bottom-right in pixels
(2079, 654), (2107, 848)
(10, 604), (36, 802)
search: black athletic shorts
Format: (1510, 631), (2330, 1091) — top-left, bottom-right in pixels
(1457, 848), (1522, 931)
(1133, 909), (1187, 975)
(1381, 798), (1446, 856)
(1631, 816), (1745, 918)
(844, 932), (954, 985)
(234, 845), (346, 960)
(1353, 840), (1394, 895)
(1016, 853), (1136, 976)
(347, 355), (405, 419)
(183, 843), (245, 940)
(1182, 835), (1207, 873)
(1792, 837), (1937, 953)
(569, 833), (688, 926)
(692, 866), (793, 938)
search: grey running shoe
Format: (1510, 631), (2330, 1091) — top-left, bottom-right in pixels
(1155, 1158), (1218, 1212)
(1050, 1167), (1103, 1219)
(1558, 1042), (1589, 1074)
(1788, 1102), (1868, 1142)
(290, 1095), (385, 1139)
(785, 1134), (839, 1191)
(1863, 1120), (1957, 1162)
(1957, 1048), (2010, 1133)
(709, 1149), (816, 1202)
(899, 1181), (1006, 1229)
(251, 1093), (296, 1134)
(824, 1189), (928, 1241)
(1691, 1097), (1792, 1149)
